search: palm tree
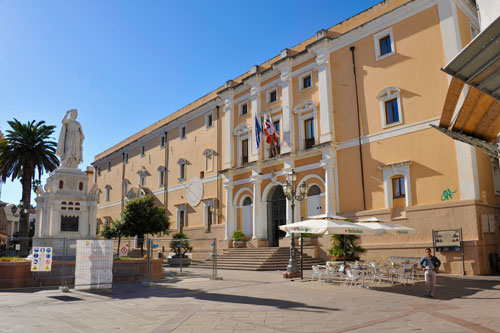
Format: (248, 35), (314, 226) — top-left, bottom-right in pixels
(0, 119), (59, 252)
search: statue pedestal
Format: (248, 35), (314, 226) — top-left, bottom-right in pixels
(34, 167), (98, 241)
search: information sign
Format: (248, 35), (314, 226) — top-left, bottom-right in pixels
(31, 247), (53, 272)
(433, 229), (461, 252)
(75, 240), (113, 290)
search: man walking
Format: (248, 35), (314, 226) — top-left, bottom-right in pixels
(420, 248), (441, 297)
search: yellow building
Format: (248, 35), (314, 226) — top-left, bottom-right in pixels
(92, 0), (500, 275)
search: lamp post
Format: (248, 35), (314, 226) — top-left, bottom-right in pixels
(282, 170), (307, 278)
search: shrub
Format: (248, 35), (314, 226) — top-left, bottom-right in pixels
(169, 233), (192, 258)
(232, 230), (245, 241)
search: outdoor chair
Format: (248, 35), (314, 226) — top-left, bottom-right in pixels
(369, 263), (385, 285)
(325, 263), (342, 282)
(398, 264), (416, 285)
(344, 268), (360, 287)
(311, 265), (327, 282)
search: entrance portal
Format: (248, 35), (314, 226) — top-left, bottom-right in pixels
(267, 186), (286, 247)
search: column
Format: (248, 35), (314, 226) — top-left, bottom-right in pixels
(279, 63), (294, 153)
(249, 79), (261, 161)
(34, 197), (43, 238)
(224, 176), (234, 240)
(321, 149), (337, 216)
(89, 201), (97, 238)
(315, 49), (334, 144)
(251, 171), (264, 239)
(223, 95), (234, 169)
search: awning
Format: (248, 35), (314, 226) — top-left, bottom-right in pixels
(436, 16), (500, 153)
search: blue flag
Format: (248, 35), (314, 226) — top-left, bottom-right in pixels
(255, 116), (262, 148)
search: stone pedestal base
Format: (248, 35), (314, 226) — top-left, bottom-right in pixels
(282, 272), (301, 279)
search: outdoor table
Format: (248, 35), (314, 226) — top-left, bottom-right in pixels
(353, 264), (370, 288)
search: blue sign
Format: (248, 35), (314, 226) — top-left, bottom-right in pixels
(34, 248), (39, 252)
(33, 259), (38, 265)
(46, 254), (51, 259)
(34, 254), (39, 258)
(46, 248), (51, 253)
(40, 248), (45, 253)
(151, 244), (159, 248)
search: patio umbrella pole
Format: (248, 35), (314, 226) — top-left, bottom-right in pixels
(300, 233), (304, 280)
(343, 234), (346, 272)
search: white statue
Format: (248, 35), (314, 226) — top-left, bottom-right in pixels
(57, 109), (84, 169)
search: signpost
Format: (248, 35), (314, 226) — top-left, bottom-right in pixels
(119, 245), (129, 257)
(432, 228), (466, 275)
(31, 247), (53, 272)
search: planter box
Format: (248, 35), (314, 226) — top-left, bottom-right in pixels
(232, 240), (246, 248)
(167, 257), (191, 266)
(0, 258), (163, 289)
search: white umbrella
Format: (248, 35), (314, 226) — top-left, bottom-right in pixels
(354, 216), (416, 235)
(279, 219), (381, 236)
(306, 213), (350, 221)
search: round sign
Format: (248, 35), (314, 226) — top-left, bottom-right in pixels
(120, 246), (128, 255)
(186, 177), (203, 207)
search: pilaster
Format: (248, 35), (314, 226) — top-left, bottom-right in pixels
(250, 170), (264, 239)
(313, 45), (334, 144)
(223, 175), (234, 240)
(222, 92), (235, 169)
(320, 148), (338, 215)
(277, 61), (294, 153)
(247, 77), (261, 161)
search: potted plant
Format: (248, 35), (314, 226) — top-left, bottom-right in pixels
(327, 219), (366, 262)
(168, 233), (193, 266)
(232, 230), (246, 248)
(298, 233), (313, 246)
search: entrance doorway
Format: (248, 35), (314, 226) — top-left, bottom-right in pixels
(267, 186), (286, 247)
(307, 185), (322, 217)
(242, 197), (253, 237)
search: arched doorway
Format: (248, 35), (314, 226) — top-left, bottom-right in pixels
(242, 196), (253, 237)
(307, 185), (322, 217)
(267, 185), (286, 247)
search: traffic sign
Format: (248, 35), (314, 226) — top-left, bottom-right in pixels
(119, 246), (129, 257)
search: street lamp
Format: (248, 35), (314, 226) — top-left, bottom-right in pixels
(282, 169), (307, 277)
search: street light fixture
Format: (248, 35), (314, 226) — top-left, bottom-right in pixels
(282, 169), (307, 278)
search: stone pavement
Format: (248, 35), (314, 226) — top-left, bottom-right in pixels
(1, 268), (499, 332)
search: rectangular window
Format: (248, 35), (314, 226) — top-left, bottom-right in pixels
(269, 90), (277, 103)
(207, 113), (213, 128)
(200, 171), (204, 179)
(140, 175), (146, 187)
(242, 139), (249, 165)
(180, 126), (186, 139)
(205, 153), (212, 171)
(124, 152), (129, 164)
(385, 98), (399, 124)
(379, 35), (392, 56)
(160, 135), (165, 149)
(180, 210), (186, 228)
(392, 176), (405, 198)
(141, 145), (145, 157)
(302, 75), (312, 90)
(159, 170), (165, 186)
(240, 103), (248, 116)
(106, 187), (110, 201)
(123, 181), (128, 196)
(304, 118), (315, 149)
(97, 167), (101, 177)
(179, 164), (185, 180)
(107, 161), (111, 172)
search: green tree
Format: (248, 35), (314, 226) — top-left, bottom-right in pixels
(0, 119), (59, 253)
(101, 219), (126, 257)
(120, 194), (170, 255)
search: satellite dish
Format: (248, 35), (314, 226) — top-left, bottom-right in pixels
(186, 177), (203, 207)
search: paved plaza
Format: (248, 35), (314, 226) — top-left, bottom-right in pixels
(1, 268), (500, 332)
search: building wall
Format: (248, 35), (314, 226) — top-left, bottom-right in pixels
(92, 0), (499, 274)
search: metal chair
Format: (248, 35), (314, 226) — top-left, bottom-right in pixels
(311, 265), (327, 282)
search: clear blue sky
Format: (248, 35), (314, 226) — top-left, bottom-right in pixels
(0, 0), (382, 204)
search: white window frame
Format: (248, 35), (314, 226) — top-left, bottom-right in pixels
(122, 179), (129, 196)
(137, 166), (148, 187)
(203, 149), (214, 172)
(105, 185), (111, 202)
(377, 87), (403, 128)
(158, 166), (166, 187)
(203, 199), (215, 229)
(141, 145), (145, 158)
(299, 71), (312, 91)
(373, 27), (395, 61)
(294, 100), (318, 151)
(107, 161), (111, 172)
(177, 158), (187, 181)
(180, 125), (187, 140)
(205, 111), (214, 130)
(266, 87), (278, 104)
(124, 152), (129, 164)
(239, 102), (248, 116)
(379, 161), (412, 209)
(176, 204), (186, 230)
(491, 160), (500, 196)
(234, 124), (251, 167)
(160, 135), (166, 149)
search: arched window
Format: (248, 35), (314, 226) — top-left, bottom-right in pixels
(307, 185), (321, 196)
(243, 197), (252, 206)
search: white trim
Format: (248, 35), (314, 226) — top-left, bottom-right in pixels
(233, 187), (254, 207)
(373, 27), (395, 61)
(234, 93), (250, 105)
(232, 162), (323, 186)
(338, 117), (440, 150)
(377, 87), (403, 128)
(234, 124), (251, 167)
(177, 158), (186, 182)
(105, 185), (111, 202)
(294, 100), (318, 151)
(176, 204), (186, 230)
(266, 87), (278, 105)
(379, 160), (412, 208)
(292, 62), (316, 77)
(260, 78), (280, 92)
(203, 149), (214, 172)
(157, 166), (165, 187)
(298, 174), (325, 191)
(203, 199), (214, 229)
(205, 111), (214, 130)
(238, 101), (249, 116)
(298, 71), (313, 91)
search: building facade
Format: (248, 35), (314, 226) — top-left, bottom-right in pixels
(92, 0), (500, 274)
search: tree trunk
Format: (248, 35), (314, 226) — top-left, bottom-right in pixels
(117, 237), (121, 257)
(20, 167), (33, 255)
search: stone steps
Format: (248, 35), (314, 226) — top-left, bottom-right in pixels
(191, 247), (324, 271)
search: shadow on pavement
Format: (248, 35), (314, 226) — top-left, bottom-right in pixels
(369, 276), (500, 300)
(80, 283), (338, 313)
